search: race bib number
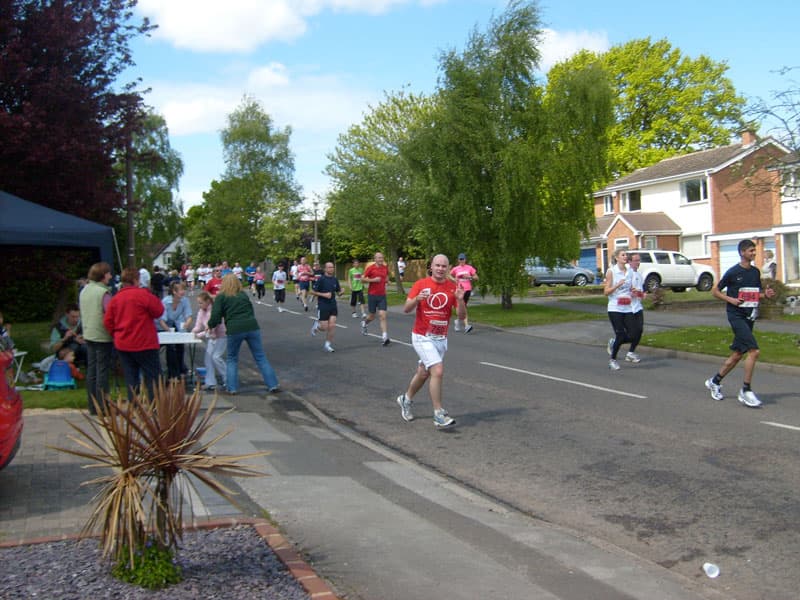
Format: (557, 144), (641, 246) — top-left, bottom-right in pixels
(426, 319), (448, 340)
(617, 295), (631, 306)
(738, 287), (760, 308)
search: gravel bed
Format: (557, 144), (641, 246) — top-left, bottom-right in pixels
(0, 526), (311, 599)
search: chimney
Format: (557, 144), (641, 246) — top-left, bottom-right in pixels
(741, 130), (757, 146)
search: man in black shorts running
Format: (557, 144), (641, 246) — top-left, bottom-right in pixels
(705, 239), (775, 408)
(309, 262), (341, 353)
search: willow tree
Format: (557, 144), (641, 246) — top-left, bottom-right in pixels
(325, 89), (431, 291)
(403, 0), (613, 308)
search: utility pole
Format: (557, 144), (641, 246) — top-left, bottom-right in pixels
(126, 133), (135, 268)
(312, 199), (320, 261)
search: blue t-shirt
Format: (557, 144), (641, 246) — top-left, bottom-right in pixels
(312, 274), (341, 307)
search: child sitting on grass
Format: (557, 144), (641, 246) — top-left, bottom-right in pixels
(58, 347), (84, 381)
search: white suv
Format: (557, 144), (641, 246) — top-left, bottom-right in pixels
(628, 249), (715, 292)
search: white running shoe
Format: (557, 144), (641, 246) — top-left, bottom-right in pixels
(323, 341), (335, 353)
(352, 312), (358, 318)
(433, 408), (455, 429)
(609, 359), (620, 371)
(397, 393), (414, 421)
(454, 323), (462, 332)
(738, 388), (762, 408)
(310, 321), (319, 336)
(705, 378), (724, 401)
(361, 320), (368, 335)
(607, 338), (614, 356)
(625, 352), (640, 363)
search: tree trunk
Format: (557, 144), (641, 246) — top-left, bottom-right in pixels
(501, 290), (513, 309)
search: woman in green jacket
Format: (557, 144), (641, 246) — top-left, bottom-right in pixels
(207, 274), (280, 394)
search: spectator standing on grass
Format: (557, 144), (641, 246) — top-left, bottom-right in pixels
(361, 251), (391, 346)
(396, 254), (466, 429)
(761, 249), (776, 280)
(206, 274), (280, 395)
(104, 267), (164, 402)
(704, 239), (775, 408)
(449, 253), (478, 333)
(309, 262), (341, 353)
(79, 261), (113, 414)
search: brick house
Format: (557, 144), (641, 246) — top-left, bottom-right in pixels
(586, 132), (790, 284)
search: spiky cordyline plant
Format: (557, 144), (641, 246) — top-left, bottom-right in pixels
(54, 378), (268, 568)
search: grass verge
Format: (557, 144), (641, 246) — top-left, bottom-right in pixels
(467, 303), (602, 327)
(642, 326), (800, 366)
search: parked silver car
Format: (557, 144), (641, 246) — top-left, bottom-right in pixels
(628, 249), (715, 292)
(525, 258), (596, 287)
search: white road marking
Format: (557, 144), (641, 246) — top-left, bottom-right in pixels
(480, 361), (648, 399)
(761, 421), (800, 432)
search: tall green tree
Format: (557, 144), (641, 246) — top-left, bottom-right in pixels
(404, 0), (613, 308)
(325, 89), (431, 291)
(192, 96), (304, 262)
(115, 110), (184, 263)
(549, 38), (746, 179)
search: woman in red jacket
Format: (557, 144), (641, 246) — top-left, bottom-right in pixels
(104, 267), (165, 401)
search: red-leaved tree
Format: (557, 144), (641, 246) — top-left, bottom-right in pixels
(0, 0), (153, 223)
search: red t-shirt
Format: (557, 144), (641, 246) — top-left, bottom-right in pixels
(297, 264), (313, 282)
(204, 277), (223, 296)
(409, 277), (457, 338)
(364, 263), (389, 296)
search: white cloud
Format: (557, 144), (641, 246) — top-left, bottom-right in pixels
(538, 28), (609, 73)
(137, 0), (444, 52)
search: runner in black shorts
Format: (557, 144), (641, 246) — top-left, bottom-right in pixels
(704, 239), (775, 408)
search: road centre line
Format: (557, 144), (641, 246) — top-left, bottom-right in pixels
(480, 361), (648, 399)
(761, 421), (800, 432)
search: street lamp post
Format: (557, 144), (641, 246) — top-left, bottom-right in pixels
(312, 199), (319, 261)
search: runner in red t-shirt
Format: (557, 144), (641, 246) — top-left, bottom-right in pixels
(296, 257), (314, 311)
(361, 252), (392, 346)
(396, 254), (466, 429)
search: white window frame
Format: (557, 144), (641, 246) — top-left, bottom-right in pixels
(641, 235), (657, 249)
(614, 238), (630, 250)
(681, 177), (709, 204)
(603, 195), (613, 214)
(622, 190), (641, 212)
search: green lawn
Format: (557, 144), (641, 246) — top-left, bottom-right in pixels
(642, 326), (800, 367)
(467, 303), (602, 327)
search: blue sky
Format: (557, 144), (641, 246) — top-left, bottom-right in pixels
(128, 0), (799, 215)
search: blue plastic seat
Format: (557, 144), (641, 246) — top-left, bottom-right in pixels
(44, 360), (77, 390)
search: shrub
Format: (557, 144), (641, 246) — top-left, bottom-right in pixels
(55, 379), (268, 588)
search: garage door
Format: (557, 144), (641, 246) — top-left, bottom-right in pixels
(578, 248), (597, 274)
(718, 242), (740, 276)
